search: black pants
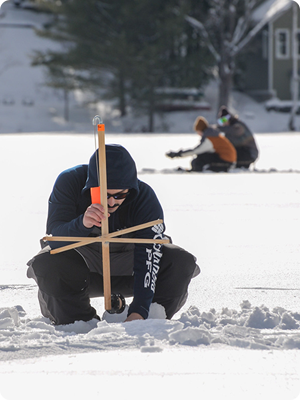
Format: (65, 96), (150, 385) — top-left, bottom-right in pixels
(191, 153), (234, 172)
(28, 244), (199, 325)
(236, 147), (256, 169)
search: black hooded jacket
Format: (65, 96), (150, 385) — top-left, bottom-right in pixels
(46, 144), (165, 319)
(218, 120), (258, 161)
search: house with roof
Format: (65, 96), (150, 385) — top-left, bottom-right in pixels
(236, 0), (299, 110)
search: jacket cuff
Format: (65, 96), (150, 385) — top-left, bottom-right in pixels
(128, 300), (150, 320)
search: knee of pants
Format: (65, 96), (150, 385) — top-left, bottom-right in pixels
(160, 244), (198, 279)
(191, 159), (203, 171)
(32, 250), (90, 297)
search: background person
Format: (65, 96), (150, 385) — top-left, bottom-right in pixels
(166, 116), (236, 172)
(217, 106), (259, 169)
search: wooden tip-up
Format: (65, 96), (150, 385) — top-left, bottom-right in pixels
(48, 115), (168, 312)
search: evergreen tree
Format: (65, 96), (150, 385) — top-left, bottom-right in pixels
(32, 0), (213, 131)
(33, 0), (138, 117)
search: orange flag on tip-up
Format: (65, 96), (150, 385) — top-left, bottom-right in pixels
(90, 187), (101, 204)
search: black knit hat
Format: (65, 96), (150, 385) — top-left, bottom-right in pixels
(218, 105), (230, 118)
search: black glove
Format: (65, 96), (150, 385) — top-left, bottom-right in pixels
(166, 150), (183, 158)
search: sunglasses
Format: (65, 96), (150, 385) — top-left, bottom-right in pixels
(217, 114), (231, 126)
(90, 187), (129, 204)
(217, 117), (229, 125)
(107, 191), (129, 200)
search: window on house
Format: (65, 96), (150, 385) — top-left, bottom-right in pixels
(297, 31), (300, 58)
(262, 30), (268, 60)
(275, 29), (290, 59)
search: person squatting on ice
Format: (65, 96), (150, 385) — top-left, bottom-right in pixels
(166, 116), (237, 172)
(217, 106), (259, 169)
(27, 144), (200, 325)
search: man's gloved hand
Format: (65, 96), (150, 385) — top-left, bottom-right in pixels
(166, 150), (183, 158)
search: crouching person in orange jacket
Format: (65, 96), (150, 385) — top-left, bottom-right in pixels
(166, 116), (237, 172)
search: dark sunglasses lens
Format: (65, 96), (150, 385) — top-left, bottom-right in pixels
(108, 192), (128, 200)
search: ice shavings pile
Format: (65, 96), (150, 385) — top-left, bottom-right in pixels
(0, 300), (299, 360)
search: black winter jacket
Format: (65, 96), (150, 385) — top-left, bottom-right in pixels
(219, 120), (259, 161)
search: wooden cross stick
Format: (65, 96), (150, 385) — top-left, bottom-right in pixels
(43, 219), (169, 254)
(48, 237), (169, 247)
(46, 116), (169, 312)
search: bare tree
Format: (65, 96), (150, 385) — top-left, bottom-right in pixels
(186, 0), (263, 106)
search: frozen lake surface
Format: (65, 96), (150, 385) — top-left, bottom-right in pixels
(0, 132), (299, 400)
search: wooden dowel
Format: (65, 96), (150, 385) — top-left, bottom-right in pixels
(102, 243), (111, 310)
(49, 237), (169, 255)
(98, 123), (111, 311)
(47, 236), (169, 244)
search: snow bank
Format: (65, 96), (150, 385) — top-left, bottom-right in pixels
(0, 301), (299, 361)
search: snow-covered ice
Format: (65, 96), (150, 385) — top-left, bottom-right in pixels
(0, 132), (300, 400)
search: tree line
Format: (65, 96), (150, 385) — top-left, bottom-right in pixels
(32, 0), (262, 131)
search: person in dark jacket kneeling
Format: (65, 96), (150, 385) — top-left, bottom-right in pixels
(166, 116), (237, 172)
(217, 106), (259, 169)
(27, 144), (200, 325)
